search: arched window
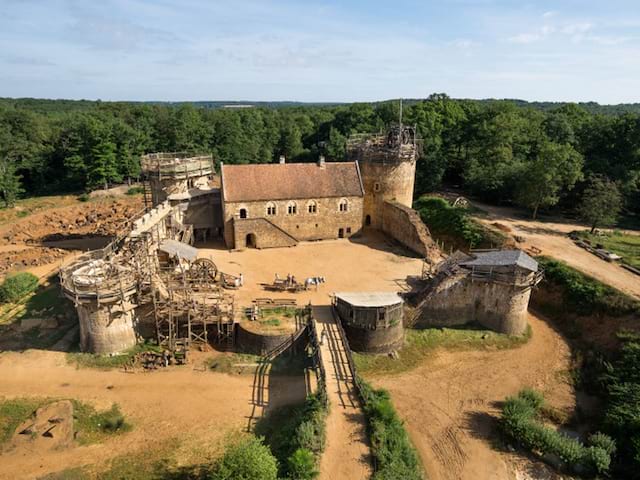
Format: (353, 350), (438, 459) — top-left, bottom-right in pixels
(239, 208), (247, 219)
(287, 201), (298, 215)
(307, 200), (317, 214)
(266, 202), (277, 216)
(338, 198), (348, 213)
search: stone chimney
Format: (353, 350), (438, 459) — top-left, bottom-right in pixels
(279, 155), (286, 164)
(318, 155), (325, 168)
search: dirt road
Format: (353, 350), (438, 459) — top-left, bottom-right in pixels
(372, 312), (573, 480)
(472, 203), (640, 299)
(313, 306), (372, 480)
(0, 350), (303, 479)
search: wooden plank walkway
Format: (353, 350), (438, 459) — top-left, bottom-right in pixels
(312, 305), (372, 480)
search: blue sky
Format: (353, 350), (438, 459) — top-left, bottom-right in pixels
(1, 0), (639, 103)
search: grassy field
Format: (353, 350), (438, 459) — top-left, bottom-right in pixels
(66, 342), (164, 370)
(575, 230), (640, 269)
(0, 397), (130, 448)
(354, 324), (531, 376)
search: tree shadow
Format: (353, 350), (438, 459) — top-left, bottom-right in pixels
(0, 280), (78, 353)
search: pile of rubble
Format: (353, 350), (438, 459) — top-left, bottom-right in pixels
(1, 198), (142, 245)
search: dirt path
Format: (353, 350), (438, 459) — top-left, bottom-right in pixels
(472, 202), (640, 299)
(372, 312), (573, 480)
(313, 306), (372, 480)
(0, 350), (303, 479)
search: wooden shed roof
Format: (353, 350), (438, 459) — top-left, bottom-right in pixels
(220, 161), (364, 202)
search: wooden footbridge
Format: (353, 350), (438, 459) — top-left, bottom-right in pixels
(312, 306), (372, 479)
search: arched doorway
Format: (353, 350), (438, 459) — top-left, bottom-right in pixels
(246, 233), (257, 248)
(365, 214), (371, 226)
(338, 228), (344, 238)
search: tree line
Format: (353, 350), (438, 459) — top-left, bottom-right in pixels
(0, 94), (638, 224)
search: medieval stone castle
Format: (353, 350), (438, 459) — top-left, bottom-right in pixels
(60, 124), (541, 356)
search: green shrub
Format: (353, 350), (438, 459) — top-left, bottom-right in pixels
(538, 257), (639, 316)
(0, 272), (39, 303)
(358, 378), (423, 480)
(126, 186), (144, 195)
(588, 432), (616, 455)
(209, 435), (278, 480)
(518, 387), (545, 410)
(287, 448), (317, 480)
(77, 193), (90, 202)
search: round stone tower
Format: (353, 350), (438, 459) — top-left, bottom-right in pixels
(346, 126), (418, 229)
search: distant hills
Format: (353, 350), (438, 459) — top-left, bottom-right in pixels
(1, 96), (639, 115)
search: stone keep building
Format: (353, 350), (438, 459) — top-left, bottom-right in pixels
(220, 158), (365, 249)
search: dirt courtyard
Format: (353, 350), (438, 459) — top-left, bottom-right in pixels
(199, 232), (425, 309)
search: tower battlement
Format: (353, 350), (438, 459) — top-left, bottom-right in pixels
(346, 126), (420, 164)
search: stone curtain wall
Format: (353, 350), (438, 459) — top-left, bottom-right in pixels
(223, 195), (364, 249)
(416, 273), (532, 335)
(382, 200), (439, 259)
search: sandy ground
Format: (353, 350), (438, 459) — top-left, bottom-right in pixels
(314, 307), (372, 480)
(472, 202), (640, 299)
(373, 312), (573, 480)
(199, 232), (424, 310)
(0, 350), (305, 479)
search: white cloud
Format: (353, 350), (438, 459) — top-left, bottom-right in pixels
(508, 33), (542, 44)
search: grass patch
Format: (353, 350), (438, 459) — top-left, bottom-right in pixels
(355, 324), (531, 375)
(537, 256), (639, 316)
(575, 230), (640, 270)
(72, 402), (131, 445)
(0, 272), (39, 303)
(207, 353), (262, 375)
(66, 342), (163, 370)
(0, 398), (131, 448)
(358, 378), (423, 480)
(0, 397), (46, 445)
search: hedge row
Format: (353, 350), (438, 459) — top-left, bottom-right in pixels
(537, 256), (639, 316)
(501, 388), (615, 476)
(358, 378), (423, 480)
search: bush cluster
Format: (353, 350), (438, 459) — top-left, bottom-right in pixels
(358, 378), (423, 480)
(209, 435), (279, 480)
(256, 392), (327, 480)
(538, 257), (639, 316)
(501, 388), (614, 476)
(0, 272), (39, 303)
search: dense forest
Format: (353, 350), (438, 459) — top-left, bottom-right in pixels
(0, 94), (638, 222)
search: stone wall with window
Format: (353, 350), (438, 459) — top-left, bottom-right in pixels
(222, 195), (363, 249)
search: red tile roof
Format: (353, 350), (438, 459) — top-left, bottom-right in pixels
(221, 162), (364, 202)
